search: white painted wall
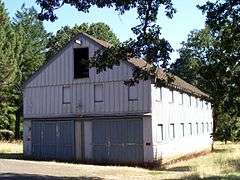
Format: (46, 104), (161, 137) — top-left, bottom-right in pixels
(151, 84), (213, 162)
(23, 34), (152, 118)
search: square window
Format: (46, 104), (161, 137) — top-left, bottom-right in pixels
(170, 123), (175, 139)
(128, 85), (138, 101)
(94, 84), (103, 102)
(157, 124), (164, 142)
(74, 48), (89, 79)
(62, 86), (71, 104)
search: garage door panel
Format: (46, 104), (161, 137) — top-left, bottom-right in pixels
(93, 146), (108, 162)
(92, 118), (143, 163)
(31, 120), (75, 161)
(93, 121), (108, 144)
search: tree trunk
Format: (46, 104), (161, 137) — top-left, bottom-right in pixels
(15, 109), (21, 140)
(211, 106), (219, 151)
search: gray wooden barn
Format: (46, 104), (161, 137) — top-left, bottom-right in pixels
(23, 33), (213, 163)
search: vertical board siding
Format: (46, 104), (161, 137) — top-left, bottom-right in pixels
(24, 34), (151, 118)
(25, 80), (151, 118)
(150, 85), (213, 161)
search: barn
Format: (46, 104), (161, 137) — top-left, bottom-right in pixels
(23, 32), (213, 164)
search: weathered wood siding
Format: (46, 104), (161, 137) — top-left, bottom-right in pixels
(150, 85), (213, 161)
(24, 34), (151, 118)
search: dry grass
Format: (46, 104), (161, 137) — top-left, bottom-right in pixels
(0, 141), (23, 154)
(0, 141), (240, 179)
(159, 142), (240, 179)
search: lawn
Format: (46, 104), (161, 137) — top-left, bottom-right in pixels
(0, 141), (23, 154)
(0, 141), (240, 179)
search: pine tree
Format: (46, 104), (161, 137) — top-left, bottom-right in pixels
(0, 1), (17, 130)
(11, 4), (49, 138)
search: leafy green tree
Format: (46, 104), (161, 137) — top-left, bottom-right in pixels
(47, 22), (119, 59)
(36, 0), (176, 85)
(0, 1), (18, 130)
(12, 4), (49, 139)
(171, 0), (240, 141)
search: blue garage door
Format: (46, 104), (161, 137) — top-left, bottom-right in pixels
(92, 118), (143, 163)
(32, 121), (75, 161)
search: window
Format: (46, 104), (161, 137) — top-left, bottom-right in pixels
(170, 123), (175, 139)
(206, 102), (209, 109)
(196, 98), (198, 108)
(189, 123), (192, 135)
(201, 100), (204, 109)
(128, 85), (138, 101)
(169, 90), (174, 103)
(206, 122), (209, 133)
(181, 123), (185, 137)
(62, 86), (71, 104)
(210, 122), (213, 132)
(160, 87), (163, 102)
(196, 122), (199, 135)
(157, 124), (164, 142)
(189, 95), (192, 107)
(202, 122), (204, 134)
(74, 48), (89, 79)
(180, 93), (184, 105)
(156, 87), (162, 102)
(94, 84), (103, 102)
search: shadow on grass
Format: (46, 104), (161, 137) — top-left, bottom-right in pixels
(212, 148), (229, 154)
(227, 159), (240, 171)
(0, 173), (102, 180)
(178, 174), (240, 180)
(165, 166), (192, 172)
(0, 153), (23, 160)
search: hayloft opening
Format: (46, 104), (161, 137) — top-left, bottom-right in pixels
(74, 48), (89, 78)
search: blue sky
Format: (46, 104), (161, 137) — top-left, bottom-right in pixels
(4, 0), (208, 61)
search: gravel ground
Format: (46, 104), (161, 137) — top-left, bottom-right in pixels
(0, 159), (160, 180)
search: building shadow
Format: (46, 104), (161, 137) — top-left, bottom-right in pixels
(0, 153), (23, 160)
(177, 173), (240, 180)
(0, 173), (103, 180)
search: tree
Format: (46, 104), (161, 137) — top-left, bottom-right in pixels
(47, 22), (119, 59)
(171, 0), (240, 141)
(36, 0), (176, 85)
(12, 4), (49, 138)
(0, 1), (18, 131)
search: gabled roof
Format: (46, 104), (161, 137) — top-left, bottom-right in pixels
(24, 32), (209, 99)
(84, 33), (209, 99)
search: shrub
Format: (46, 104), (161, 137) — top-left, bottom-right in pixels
(0, 129), (15, 141)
